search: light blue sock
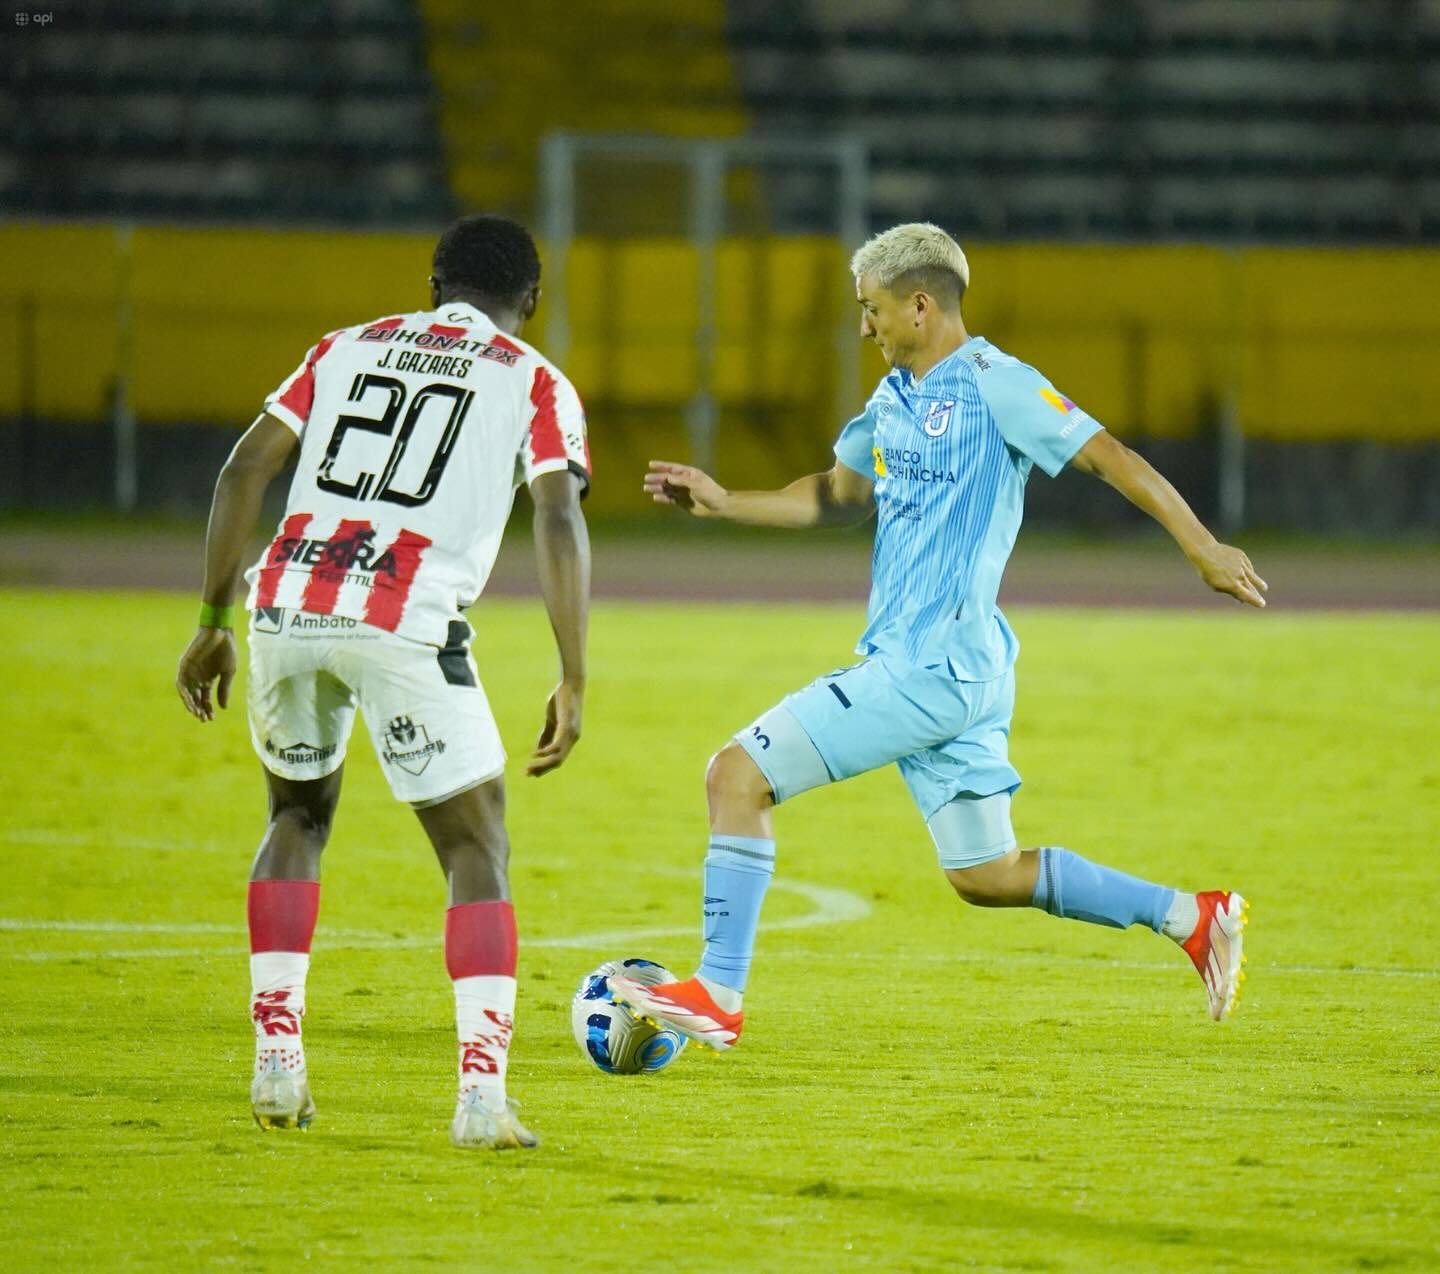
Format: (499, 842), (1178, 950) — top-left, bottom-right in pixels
(696, 835), (775, 993)
(1030, 846), (1175, 932)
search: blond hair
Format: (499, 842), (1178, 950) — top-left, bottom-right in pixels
(850, 223), (969, 304)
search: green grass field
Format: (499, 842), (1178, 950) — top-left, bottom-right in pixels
(2, 590), (1437, 1272)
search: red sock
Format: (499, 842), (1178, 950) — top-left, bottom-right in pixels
(248, 879), (320, 954)
(445, 899), (517, 978)
(248, 880), (320, 1068)
(446, 901), (518, 1102)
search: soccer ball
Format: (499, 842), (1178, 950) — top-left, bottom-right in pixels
(571, 958), (688, 1075)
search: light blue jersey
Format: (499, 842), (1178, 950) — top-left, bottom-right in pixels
(834, 336), (1102, 681)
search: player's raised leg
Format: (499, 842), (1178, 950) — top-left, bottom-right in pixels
(248, 767), (339, 1130)
(418, 778), (538, 1150)
(928, 792), (1247, 1019)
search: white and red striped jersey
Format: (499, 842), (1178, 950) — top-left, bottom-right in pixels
(243, 301), (589, 644)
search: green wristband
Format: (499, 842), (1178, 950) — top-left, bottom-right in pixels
(198, 602), (236, 629)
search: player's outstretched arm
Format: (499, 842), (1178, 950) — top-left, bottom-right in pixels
(528, 469), (590, 777)
(1071, 430), (1268, 608)
(177, 413), (298, 721)
(643, 459), (874, 530)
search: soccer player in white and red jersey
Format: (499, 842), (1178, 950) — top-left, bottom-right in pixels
(175, 215), (590, 1150)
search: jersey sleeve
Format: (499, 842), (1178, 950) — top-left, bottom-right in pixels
(263, 331), (342, 436)
(833, 402), (878, 478)
(977, 363), (1102, 477)
(520, 363), (591, 495)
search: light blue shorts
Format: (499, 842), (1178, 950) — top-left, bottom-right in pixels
(733, 654), (1021, 867)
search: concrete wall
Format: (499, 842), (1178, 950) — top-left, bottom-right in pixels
(3, 222), (1438, 525)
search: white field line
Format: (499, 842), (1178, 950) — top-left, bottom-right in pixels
(1, 906), (1435, 981)
(0, 919), (385, 937)
(0, 879), (871, 963)
(3, 830), (1436, 982)
(1, 829), (234, 854)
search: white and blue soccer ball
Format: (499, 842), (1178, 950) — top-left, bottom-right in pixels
(571, 958), (688, 1075)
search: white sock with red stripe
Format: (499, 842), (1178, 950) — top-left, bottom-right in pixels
(248, 879), (320, 1076)
(445, 901), (518, 1112)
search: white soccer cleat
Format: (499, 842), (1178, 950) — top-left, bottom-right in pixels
(606, 975), (743, 1052)
(1180, 890), (1249, 1021)
(251, 1053), (316, 1130)
(449, 1091), (539, 1150)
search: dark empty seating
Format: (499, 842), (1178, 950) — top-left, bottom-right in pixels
(5, 0), (452, 225)
(725, 0), (1440, 241)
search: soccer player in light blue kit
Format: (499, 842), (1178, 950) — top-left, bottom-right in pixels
(611, 224), (1266, 1049)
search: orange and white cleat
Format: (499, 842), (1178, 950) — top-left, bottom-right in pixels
(1181, 890), (1248, 1021)
(606, 976), (744, 1052)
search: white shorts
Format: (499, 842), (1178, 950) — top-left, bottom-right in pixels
(246, 608), (505, 806)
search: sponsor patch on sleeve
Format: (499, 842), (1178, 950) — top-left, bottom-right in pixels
(1039, 387), (1078, 414)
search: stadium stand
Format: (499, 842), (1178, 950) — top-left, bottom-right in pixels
(417, 0), (747, 227)
(5, 0), (454, 224)
(725, 0), (1440, 241)
(10, 1), (1434, 240)
(2, 1), (1437, 526)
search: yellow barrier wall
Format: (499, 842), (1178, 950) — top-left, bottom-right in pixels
(418, 0), (747, 218)
(0, 224), (122, 421)
(3, 224), (1437, 470)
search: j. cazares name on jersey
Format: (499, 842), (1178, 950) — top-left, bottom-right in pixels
(376, 349), (473, 378)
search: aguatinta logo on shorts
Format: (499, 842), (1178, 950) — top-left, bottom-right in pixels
(382, 714), (446, 776)
(265, 738), (338, 766)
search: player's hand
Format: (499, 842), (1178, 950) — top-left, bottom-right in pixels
(528, 680), (583, 776)
(176, 627), (238, 722)
(643, 460), (728, 518)
(1191, 543), (1269, 608)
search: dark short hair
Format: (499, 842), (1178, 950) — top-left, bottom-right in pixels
(432, 214), (541, 307)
